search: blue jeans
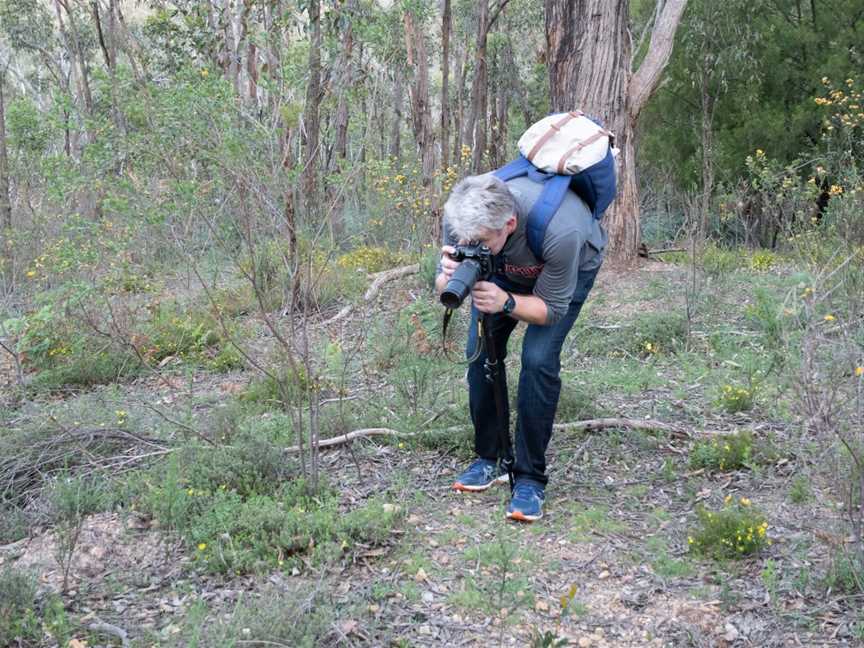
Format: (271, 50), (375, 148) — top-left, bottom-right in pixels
(466, 266), (600, 486)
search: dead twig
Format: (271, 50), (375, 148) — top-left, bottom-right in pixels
(320, 264), (420, 327)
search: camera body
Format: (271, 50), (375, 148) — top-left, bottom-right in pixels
(440, 243), (494, 309)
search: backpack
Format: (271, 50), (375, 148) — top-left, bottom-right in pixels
(492, 111), (618, 260)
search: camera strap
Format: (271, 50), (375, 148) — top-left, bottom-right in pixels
(441, 307), (484, 365)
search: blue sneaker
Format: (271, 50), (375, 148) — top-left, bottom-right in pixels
(452, 458), (509, 492)
(506, 481), (545, 522)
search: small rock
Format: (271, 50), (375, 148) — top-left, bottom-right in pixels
(578, 638), (592, 648)
(382, 503), (400, 514)
(415, 568), (428, 582)
(422, 591), (434, 603)
(419, 625), (432, 635)
(535, 600), (549, 612)
(598, 570), (610, 580)
(723, 622), (739, 642)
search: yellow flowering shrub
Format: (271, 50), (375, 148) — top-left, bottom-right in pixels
(335, 246), (412, 274)
(717, 383), (755, 413)
(689, 497), (770, 559)
(689, 431), (754, 471)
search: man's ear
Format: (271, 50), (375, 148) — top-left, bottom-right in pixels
(506, 214), (518, 234)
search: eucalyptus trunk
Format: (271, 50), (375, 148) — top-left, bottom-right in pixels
(545, 0), (687, 263)
(0, 70), (11, 235)
(441, 0), (452, 171)
(403, 9), (435, 184)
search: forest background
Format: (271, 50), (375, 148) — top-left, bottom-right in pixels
(0, 0), (863, 647)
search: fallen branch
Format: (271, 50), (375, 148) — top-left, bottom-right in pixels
(88, 619), (130, 648)
(646, 247), (686, 255)
(283, 428), (413, 454)
(321, 263), (420, 327)
(282, 417), (693, 454)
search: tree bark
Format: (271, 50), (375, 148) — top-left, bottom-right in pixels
(403, 8), (435, 184)
(0, 68), (12, 235)
(441, 0), (452, 172)
(545, 0), (687, 263)
(389, 69), (402, 163)
(301, 0), (322, 218)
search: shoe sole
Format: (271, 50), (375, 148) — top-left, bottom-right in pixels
(452, 474), (509, 492)
(506, 509), (543, 523)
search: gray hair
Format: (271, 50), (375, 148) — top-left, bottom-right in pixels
(443, 174), (516, 241)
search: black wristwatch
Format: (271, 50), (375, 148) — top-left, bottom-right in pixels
(502, 292), (516, 315)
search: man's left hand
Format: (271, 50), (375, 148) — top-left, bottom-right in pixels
(471, 281), (508, 314)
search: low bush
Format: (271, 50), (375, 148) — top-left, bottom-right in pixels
(688, 496), (770, 559)
(0, 567), (70, 647)
(689, 431), (754, 471)
(133, 442), (402, 575)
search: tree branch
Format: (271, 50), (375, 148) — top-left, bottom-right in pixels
(629, 0), (688, 120)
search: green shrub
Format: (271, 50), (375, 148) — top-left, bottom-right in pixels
(688, 497), (770, 559)
(701, 243), (741, 277)
(0, 567), (70, 647)
(716, 382), (756, 413)
(143, 300), (244, 371)
(749, 249), (778, 271)
(0, 506), (29, 544)
(133, 445), (401, 575)
(168, 584), (339, 648)
(689, 431), (754, 471)
(823, 550), (864, 594)
(336, 245), (412, 273)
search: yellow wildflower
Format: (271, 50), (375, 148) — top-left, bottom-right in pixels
(739, 497), (751, 506)
(198, 543), (207, 551)
(855, 367), (863, 377)
(824, 314), (835, 322)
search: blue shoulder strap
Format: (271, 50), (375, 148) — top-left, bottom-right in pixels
(493, 156), (570, 260)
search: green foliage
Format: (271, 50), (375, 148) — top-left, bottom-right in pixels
(716, 382), (756, 413)
(701, 243), (742, 277)
(823, 551), (864, 595)
(133, 444), (401, 575)
(144, 300), (243, 372)
(0, 569), (70, 646)
(0, 506), (29, 544)
(167, 585), (340, 648)
(789, 475), (811, 504)
(689, 497), (770, 559)
(689, 431), (754, 471)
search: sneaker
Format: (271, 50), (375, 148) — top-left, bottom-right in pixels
(452, 458), (509, 492)
(506, 480), (545, 522)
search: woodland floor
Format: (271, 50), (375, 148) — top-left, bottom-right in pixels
(2, 259), (862, 647)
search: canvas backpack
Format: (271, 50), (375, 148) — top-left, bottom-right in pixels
(492, 111), (618, 260)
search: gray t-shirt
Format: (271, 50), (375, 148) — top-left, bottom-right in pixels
(440, 175), (606, 325)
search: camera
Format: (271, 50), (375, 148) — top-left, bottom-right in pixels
(440, 243), (494, 309)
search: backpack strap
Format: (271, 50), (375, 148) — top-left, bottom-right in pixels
(525, 174), (570, 260)
(493, 155), (571, 261)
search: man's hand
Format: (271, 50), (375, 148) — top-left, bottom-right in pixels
(439, 245), (459, 282)
(435, 245), (459, 295)
(471, 281), (508, 314)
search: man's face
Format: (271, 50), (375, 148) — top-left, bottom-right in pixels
(463, 215), (517, 255)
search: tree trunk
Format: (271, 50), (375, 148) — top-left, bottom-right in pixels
(329, 2), (356, 240)
(465, 1), (488, 173)
(441, 0), (452, 172)
(699, 68), (715, 240)
(389, 69), (402, 162)
(545, 0), (687, 263)
(55, 0), (94, 119)
(452, 44), (467, 165)
(0, 69), (12, 235)
(403, 8), (435, 184)
(301, 0), (322, 219)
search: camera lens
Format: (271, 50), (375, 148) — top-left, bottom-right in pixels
(440, 258), (482, 309)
